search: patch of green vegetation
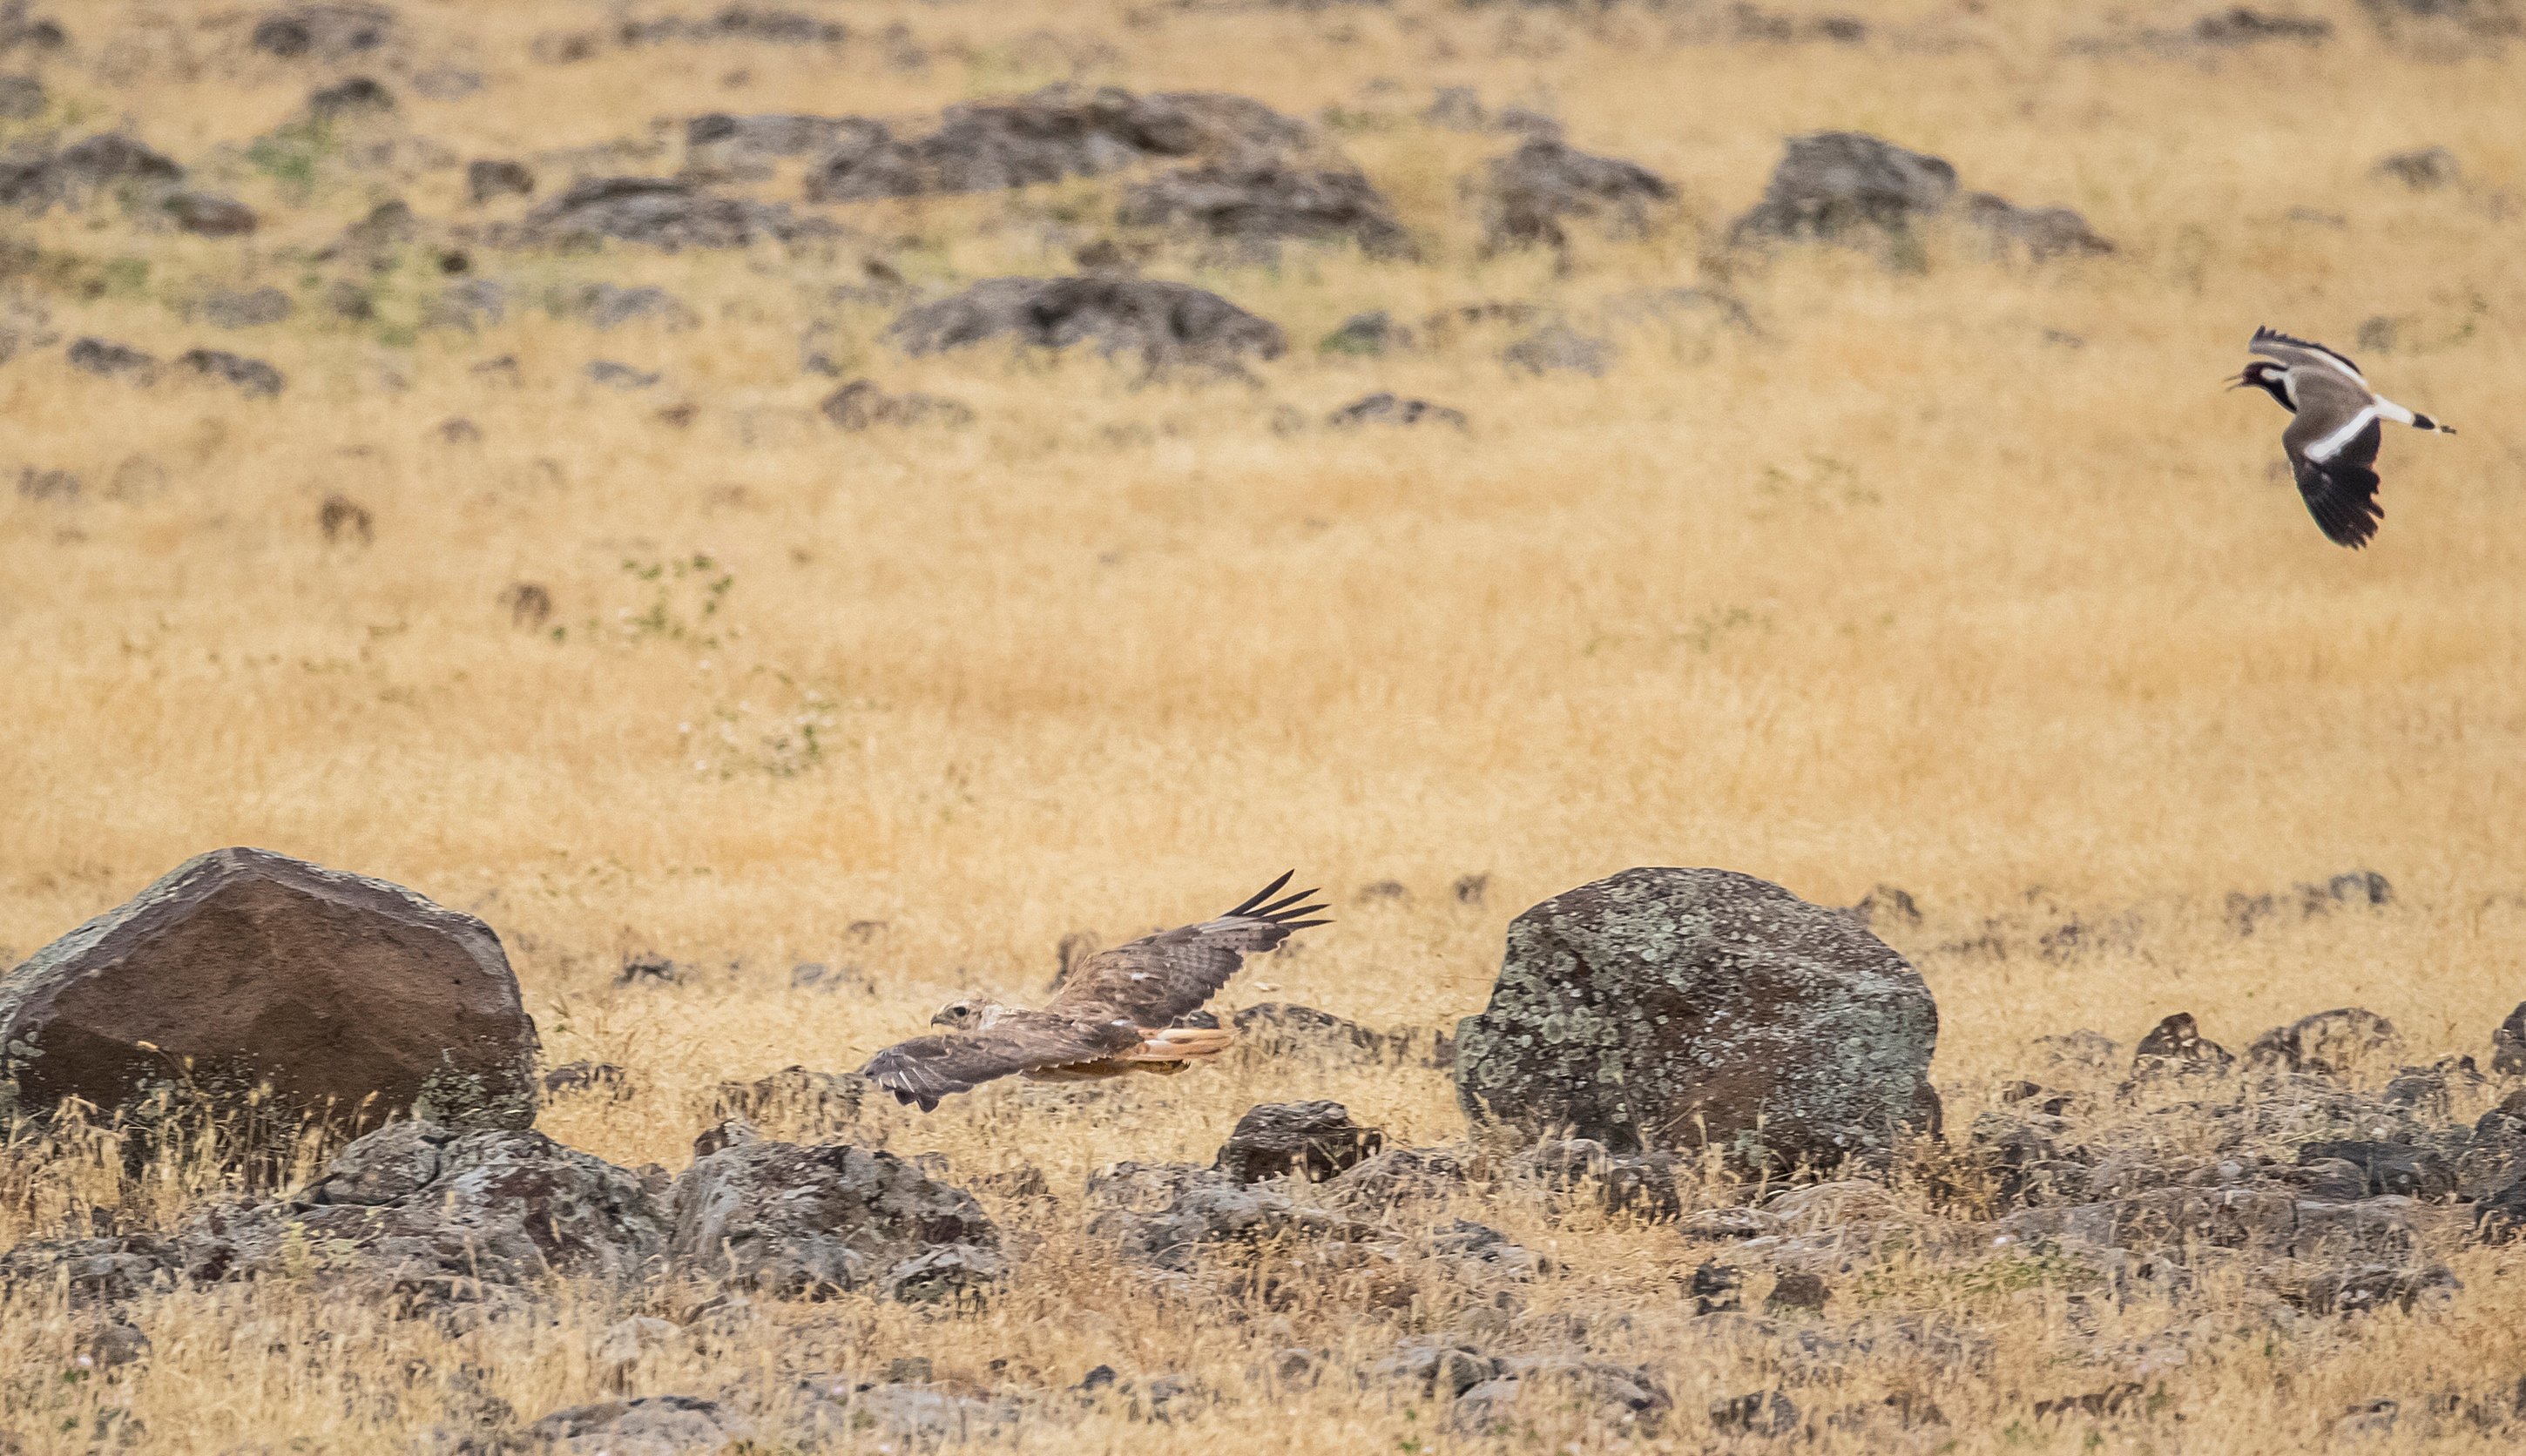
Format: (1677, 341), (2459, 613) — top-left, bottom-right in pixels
(246, 117), (337, 202)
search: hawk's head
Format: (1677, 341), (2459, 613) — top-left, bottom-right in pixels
(929, 995), (1005, 1031)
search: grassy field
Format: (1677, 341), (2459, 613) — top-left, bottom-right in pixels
(3, 0), (2525, 1450)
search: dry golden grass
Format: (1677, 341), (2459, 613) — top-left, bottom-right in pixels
(5, 0), (2526, 1450)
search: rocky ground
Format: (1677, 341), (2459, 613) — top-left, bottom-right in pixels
(3, 0), (2523, 1452)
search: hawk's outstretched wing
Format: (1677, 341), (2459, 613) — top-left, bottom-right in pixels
(1044, 872), (1329, 1028)
(860, 1013), (1139, 1111)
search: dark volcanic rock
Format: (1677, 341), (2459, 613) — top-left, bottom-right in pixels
(1478, 138), (1674, 250)
(2247, 1008), (2401, 1075)
(2130, 1013), (2233, 1082)
(1514, 1136), (1684, 1218)
(179, 1120), (665, 1290)
(2496, 1002), (2526, 1078)
(2374, 145), (2462, 190)
(514, 176), (834, 252)
(804, 85), (1306, 203)
(1733, 131), (1956, 243)
(1119, 159), (1413, 258)
(200, 286), (294, 328)
(1327, 392), (1467, 429)
(0, 132), (184, 213)
(1455, 868), (1937, 1171)
(1320, 1146), (1471, 1215)
(887, 275), (1285, 370)
(818, 379), (973, 430)
(0, 847), (538, 1134)
(307, 76), (395, 118)
(64, 337), (159, 385)
(2296, 1140), (2455, 1200)
(1215, 1101), (1386, 1183)
(620, 7), (847, 46)
(2192, 7), (2334, 44)
(177, 348), (285, 398)
(164, 192), (258, 237)
(467, 158), (537, 204)
(667, 1141), (1001, 1299)
(251, 5), (395, 61)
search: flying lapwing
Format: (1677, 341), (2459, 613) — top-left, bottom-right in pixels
(2232, 326), (2454, 548)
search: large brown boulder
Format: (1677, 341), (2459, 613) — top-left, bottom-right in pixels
(0, 847), (538, 1133)
(1454, 868), (1937, 1172)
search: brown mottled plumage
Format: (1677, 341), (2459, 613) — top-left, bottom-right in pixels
(858, 873), (1329, 1110)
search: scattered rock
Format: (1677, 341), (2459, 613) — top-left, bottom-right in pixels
(2374, 145), (2461, 190)
(2246, 1008), (2401, 1075)
(2295, 1140), (2455, 1199)
(575, 283), (697, 330)
(1732, 131), (1956, 243)
(2130, 1013), (2233, 1082)
(0, 72), (43, 119)
(803, 85), (1307, 202)
(2192, 8), (2334, 44)
(1477, 137), (1674, 251)
(1085, 1161), (1374, 1271)
(1321, 1146), (1470, 1214)
(522, 1395), (752, 1455)
(425, 279), (506, 333)
(1850, 884), (1922, 929)
(619, 7), (846, 47)
(307, 76), (395, 119)
(1320, 310), (1410, 355)
(1327, 392), (1466, 428)
(200, 286), (293, 328)
(585, 360), (661, 390)
(888, 275), (1285, 372)
(1516, 1136), (1685, 1218)
(2495, 1002), (2526, 1077)
(164, 192), (258, 237)
(1120, 159), (1413, 258)
(320, 492), (374, 543)
(467, 158), (537, 204)
(176, 348), (285, 398)
(0, 133), (183, 214)
(540, 1059), (622, 1096)
(818, 379), (973, 430)
(1455, 867), (1939, 1171)
(65, 337), (159, 385)
(1501, 321), (1613, 377)
(1450, 1357), (1672, 1438)
(667, 1140), (1001, 1298)
(1767, 1271), (1831, 1314)
(0, 847), (538, 1136)
(792, 1377), (1023, 1448)
(1215, 1101), (1386, 1183)
(179, 1120), (666, 1292)
(1711, 1389), (1800, 1436)
(1961, 192), (2114, 260)
(250, 5), (395, 62)
(1689, 1259), (1744, 1313)
(512, 176), (834, 252)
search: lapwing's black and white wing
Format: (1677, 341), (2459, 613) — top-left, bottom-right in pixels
(859, 1012), (1140, 1111)
(2281, 373), (2386, 549)
(1043, 873), (1330, 1028)
(2250, 326), (2367, 387)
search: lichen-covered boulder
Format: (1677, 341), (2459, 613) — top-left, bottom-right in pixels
(667, 1141), (1001, 1298)
(1454, 868), (1937, 1172)
(0, 847), (539, 1134)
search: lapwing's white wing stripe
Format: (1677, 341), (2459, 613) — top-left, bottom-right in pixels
(2306, 404), (2377, 463)
(2303, 350), (2366, 387)
(2372, 397), (2416, 427)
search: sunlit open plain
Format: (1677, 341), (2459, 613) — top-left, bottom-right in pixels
(3, 0), (2526, 1450)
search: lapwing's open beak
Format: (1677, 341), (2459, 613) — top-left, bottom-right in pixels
(2223, 374), (2250, 389)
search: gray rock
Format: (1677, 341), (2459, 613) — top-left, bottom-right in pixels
(1455, 867), (1938, 1172)
(2130, 1012), (2234, 1082)
(0, 847), (538, 1136)
(0, 1234), (176, 1307)
(1327, 392), (1467, 428)
(512, 176), (834, 252)
(251, 5), (395, 62)
(0, 73), (44, 120)
(178, 1120), (666, 1292)
(619, 8), (845, 45)
(1084, 1161), (1373, 1271)
(307, 76), (395, 119)
(819, 379), (973, 430)
(426, 279), (507, 333)
(0, 132), (184, 213)
(686, 112), (855, 164)
(1214, 1101), (1385, 1183)
(1320, 1146), (1470, 1215)
(164, 192), (257, 237)
(1450, 1357), (1672, 1437)
(523, 1395), (751, 1455)
(2494, 1002), (2526, 1078)
(1712, 1389), (1800, 1436)
(467, 158), (536, 204)
(584, 360), (660, 389)
(575, 283), (697, 331)
(64, 337), (158, 384)
(1500, 321), (1613, 377)
(1513, 1136), (1685, 1218)
(1372, 1337), (1502, 1397)
(803, 85), (1307, 203)
(1320, 310), (1410, 355)
(793, 1377), (1023, 1448)
(2248, 1008), (2401, 1075)
(1960, 192), (2113, 260)
(1732, 131), (1957, 243)
(1119, 159), (1412, 258)
(666, 1140), (1000, 1298)
(177, 348), (285, 398)
(1478, 137), (1673, 250)
(200, 286), (294, 328)
(887, 275), (1285, 371)
(2295, 1140), (2455, 1199)
(2374, 145), (2461, 190)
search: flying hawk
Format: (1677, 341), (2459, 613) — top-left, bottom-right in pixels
(859, 873), (1329, 1111)
(2232, 326), (2455, 548)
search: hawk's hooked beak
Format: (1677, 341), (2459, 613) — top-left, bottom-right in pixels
(929, 1008), (957, 1027)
